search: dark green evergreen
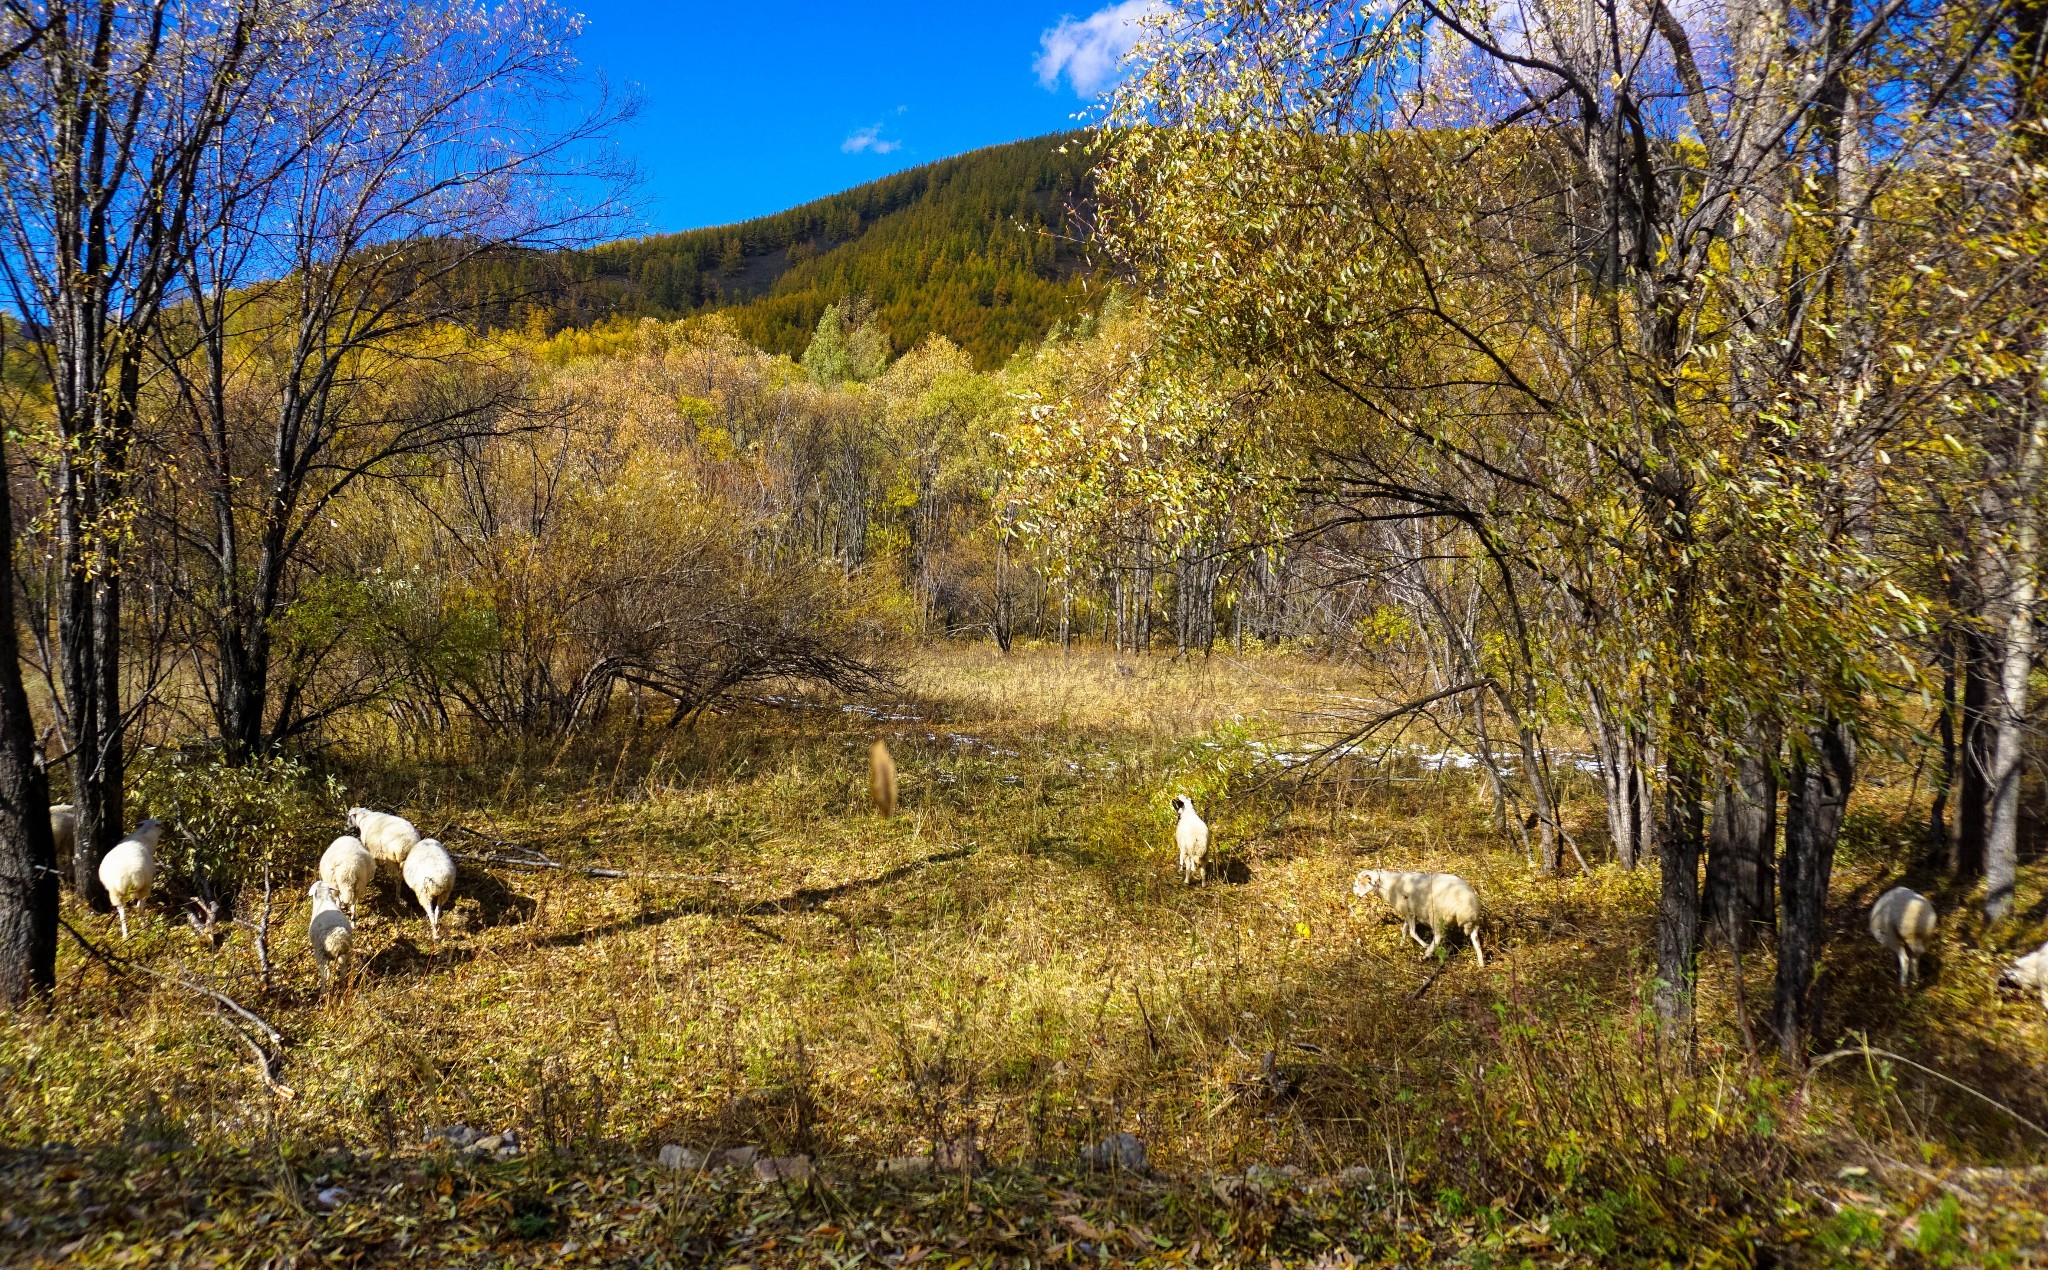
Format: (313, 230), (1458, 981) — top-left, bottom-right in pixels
(468, 134), (1098, 368)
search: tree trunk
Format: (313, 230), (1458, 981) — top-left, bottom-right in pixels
(59, 343), (144, 909)
(1588, 686), (1652, 869)
(1135, 529), (1152, 652)
(1929, 636), (1955, 857)
(991, 531), (1013, 653)
(1655, 752), (1705, 1042)
(1704, 733), (1779, 950)
(1775, 722), (1855, 1067)
(1514, 723), (1561, 874)
(1951, 628), (1993, 877)
(216, 617), (267, 763)
(0, 419), (59, 1005)
(1984, 402), (2045, 922)
(61, 539), (120, 911)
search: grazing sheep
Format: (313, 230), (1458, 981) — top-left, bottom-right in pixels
(307, 880), (355, 997)
(1868, 886), (1938, 987)
(48, 803), (76, 875)
(1353, 868), (1486, 967)
(347, 807), (420, 874)
(99, 817), (164, 941)
(319, 834), (376, 918)
(2000, 942), (2048, 1012)
(870, 740), (897, 817)
(401, 837), (456, 940)
(1172, 795), (1209, 885)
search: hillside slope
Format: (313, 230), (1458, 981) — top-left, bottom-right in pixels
(476, 133), (1100, 367)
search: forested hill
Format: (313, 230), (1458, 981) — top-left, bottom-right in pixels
(472, 133), (1099, 367)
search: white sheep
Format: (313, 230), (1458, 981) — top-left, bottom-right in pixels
(347, 807), (420, 874)
(1353, 868), (1486, 966)
(1868, 886), (1938, 988)
(402, 837), (456, 940)
(99, 817), (164, 940)
(1172, 795), (1209, 885)
(48, 803), (76, 873)
(319, 834), (377, 918)
(307, 880), (356, 997)
(1999, 942), (2048, 1012)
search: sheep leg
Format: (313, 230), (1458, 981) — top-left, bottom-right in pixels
(115, 905), (129, 941)
(428, 904), (440, 941)
(1420, 925), (1442, 960)
(1402, 920), (1426, 951)
(1468, 925), (1486, 968)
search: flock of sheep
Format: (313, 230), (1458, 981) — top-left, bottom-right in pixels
(56, 802), (454, 996)
(1171, 794), (2048, 1009)
(308, 809), (458, 990)
(48, 754), (2048, 1016)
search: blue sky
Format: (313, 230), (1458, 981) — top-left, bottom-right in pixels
(567, 1), (1161, 235)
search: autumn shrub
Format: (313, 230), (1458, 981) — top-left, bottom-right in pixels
(126, 750), (343, 916)
(1447, 990), (1792, 1260)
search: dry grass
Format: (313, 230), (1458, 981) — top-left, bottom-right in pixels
(2, 644), (2046, 1265)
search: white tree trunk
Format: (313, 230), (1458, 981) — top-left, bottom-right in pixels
(1985, 391), (2046, 922)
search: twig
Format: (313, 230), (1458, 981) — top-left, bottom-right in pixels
(1804, 1045), (2048, 1143)
(61, 917), (294, 1099)
(59, 918), (285, 1047)
(231, 863), (275, 989)
(1203, 1087), (1243, 1121)
(1131, 983), (1160, 1058)
(212, 1012), (296, 1101)
(1409, 959), (1451, 1000)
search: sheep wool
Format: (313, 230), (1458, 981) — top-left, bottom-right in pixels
(99, 817), (164, 941)
(48, 803), (76, 875)
(319, 834), (377, 918)
(1172, 795), (1209, 885)
(2001, 942), (2048, 1012)
(307, 880), (356, 996)
(870, 740), (897, 818)
(402, 837), (457, 940)
(347, 807), (421, 874)
(1868, 886), (1938, 988)
(1354, 868), (1486, 966)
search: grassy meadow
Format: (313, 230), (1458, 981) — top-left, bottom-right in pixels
(2, 645), (2046, 1266)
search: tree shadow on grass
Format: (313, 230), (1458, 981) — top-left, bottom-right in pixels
(363, 934), (433, 981)
(461, 868), (538, 930)
(520, 844), (980, 953)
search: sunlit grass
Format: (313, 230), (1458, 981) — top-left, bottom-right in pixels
(2, 644), (2044, 1264)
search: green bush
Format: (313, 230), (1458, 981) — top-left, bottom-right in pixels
(127, 751), (343, 902)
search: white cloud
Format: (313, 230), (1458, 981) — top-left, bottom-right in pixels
(1035, 0), (1167, 97)
(842, 124), (901, 155)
